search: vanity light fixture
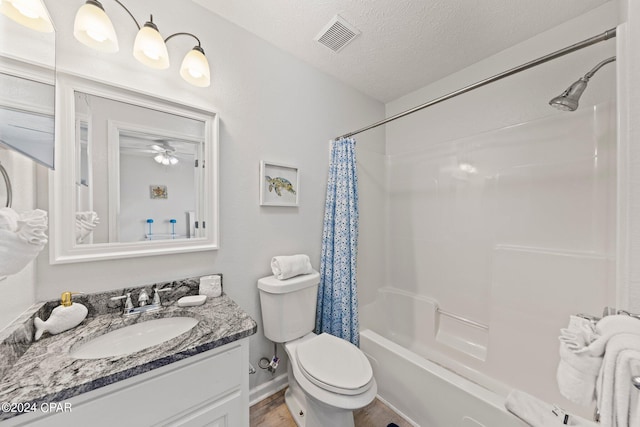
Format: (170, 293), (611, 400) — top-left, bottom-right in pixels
(73, 0), (211, 87)
(0, 0), (54, 33)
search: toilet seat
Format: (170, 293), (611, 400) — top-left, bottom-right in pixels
(296, 333), (373, 396)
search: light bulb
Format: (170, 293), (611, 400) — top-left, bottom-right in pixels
(0, 0), (54, 32)
(161, 156), (170, 165)
(133, 20), (169, 69)
(180, 46), (210, 87)
(73, 0), (118, 52)
(85, 28), (107, 42)
(169, 156), (179, 165)
(142, 48), (160, 61)
(13, 2), (38, 18)
(154, 154), (164, 164)
(188, 68), (203, 79)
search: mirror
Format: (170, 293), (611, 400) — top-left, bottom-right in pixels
(51, 74), (219, 263)
(0, 1), (55, 168)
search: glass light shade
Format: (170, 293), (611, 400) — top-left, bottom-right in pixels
(180, 47), (210, 87)
(161, 156), (170, 165)
(169, 156), (179, 165)
(73, 1), (118, 52)
(133, 23), (169, 70)
(154, 154), (164, 164)
(0, 0), (53, 32)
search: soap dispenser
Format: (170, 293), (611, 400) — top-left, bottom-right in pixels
(34, 292), (88, 341)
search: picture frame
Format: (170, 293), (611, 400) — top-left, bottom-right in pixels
(260, 161), (299, 207)
(150, 185), (168, 199)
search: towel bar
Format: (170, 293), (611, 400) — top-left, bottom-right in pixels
(577, 307), (640, 324)
(0, 162), (11, 208)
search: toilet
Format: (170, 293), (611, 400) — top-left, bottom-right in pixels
(257, 271), (377, 427)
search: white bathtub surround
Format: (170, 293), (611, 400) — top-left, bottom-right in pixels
(271, 254), (313, 280)
(596, 333), (640, 427)
(505, 390), (598, 427)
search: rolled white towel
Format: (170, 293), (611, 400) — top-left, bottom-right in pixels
(586, 316), (640, 357)
(0, 207), (19, 231)
(75, 211), (99, 243)
(271, 254), (313, 280)
(505, 389), (598, 426)
(15, 209), (48, 245)
(560, 324), (599, 353)
(557, 342), (602, 406)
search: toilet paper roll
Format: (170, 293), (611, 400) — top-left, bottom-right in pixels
(199, 274), (222, 297)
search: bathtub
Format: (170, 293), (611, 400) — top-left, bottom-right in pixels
(360, 330), (525, 427)
(359, 287), (528, 426)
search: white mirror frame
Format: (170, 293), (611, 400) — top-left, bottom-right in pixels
(50, 73), (219, 264)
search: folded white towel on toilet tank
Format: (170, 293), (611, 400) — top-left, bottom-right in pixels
(271, 254), (313, 280)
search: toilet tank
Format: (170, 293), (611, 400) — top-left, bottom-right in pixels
(257, 271), (320, 343)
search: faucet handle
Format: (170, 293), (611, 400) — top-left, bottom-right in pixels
(153, 287), (173, 305)
(138, 289), (149, 306)
(111, 293), (133, 310)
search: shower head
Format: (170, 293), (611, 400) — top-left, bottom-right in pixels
(549, 56), (616, 112)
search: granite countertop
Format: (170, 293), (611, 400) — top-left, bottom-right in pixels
(0, 276), (257, 420)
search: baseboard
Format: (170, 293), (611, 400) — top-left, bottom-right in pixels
(249, 373), (288, 406)
(375, 394), (419, 427)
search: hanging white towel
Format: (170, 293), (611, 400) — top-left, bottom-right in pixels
(596, 333), (640, 427)
(0, 209), (48, 276)
(505, 389), (598, 426)
(271, 254), (313, 280)
(0, 207), (19, 231)
(556, 315), (602, 405)
(557, 341), (603, 405)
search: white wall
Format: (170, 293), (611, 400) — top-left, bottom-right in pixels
(365, 2), (619, 418)
(119, 153), (196, 242)
(31, 0), (384, 393)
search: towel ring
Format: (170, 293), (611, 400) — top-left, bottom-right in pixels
(0, 162), (12, 208)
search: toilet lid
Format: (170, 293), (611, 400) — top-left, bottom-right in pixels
(296, 333), (373, 395)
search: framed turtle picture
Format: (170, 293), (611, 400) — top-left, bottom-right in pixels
(260, 161), (299, 207)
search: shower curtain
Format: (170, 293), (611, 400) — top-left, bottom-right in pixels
(315, 137), (360, 346)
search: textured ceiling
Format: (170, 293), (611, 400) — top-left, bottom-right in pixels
(193, 0), (610, 102)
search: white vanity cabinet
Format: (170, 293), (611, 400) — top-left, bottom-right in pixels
(3, 338), (250, 427)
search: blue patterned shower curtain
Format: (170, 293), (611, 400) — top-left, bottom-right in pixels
(315, 137), (360, 346)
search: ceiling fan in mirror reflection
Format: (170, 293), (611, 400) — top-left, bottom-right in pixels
(150, 142), (179, 166)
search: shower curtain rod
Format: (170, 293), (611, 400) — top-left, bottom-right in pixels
(335, 27), (617, 141)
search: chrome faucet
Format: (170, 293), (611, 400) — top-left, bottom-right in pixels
(111, 287), (172, 316)
(138, 289), (149, 307)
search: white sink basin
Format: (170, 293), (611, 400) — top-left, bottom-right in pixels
(70, 317), (199, 359)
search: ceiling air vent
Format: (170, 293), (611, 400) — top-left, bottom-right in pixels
(314, 15), (360, 53)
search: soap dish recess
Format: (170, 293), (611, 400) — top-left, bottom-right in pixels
(178, 295), (207, 307)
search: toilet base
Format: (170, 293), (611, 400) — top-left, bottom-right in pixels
(284, 363), (355, 427)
